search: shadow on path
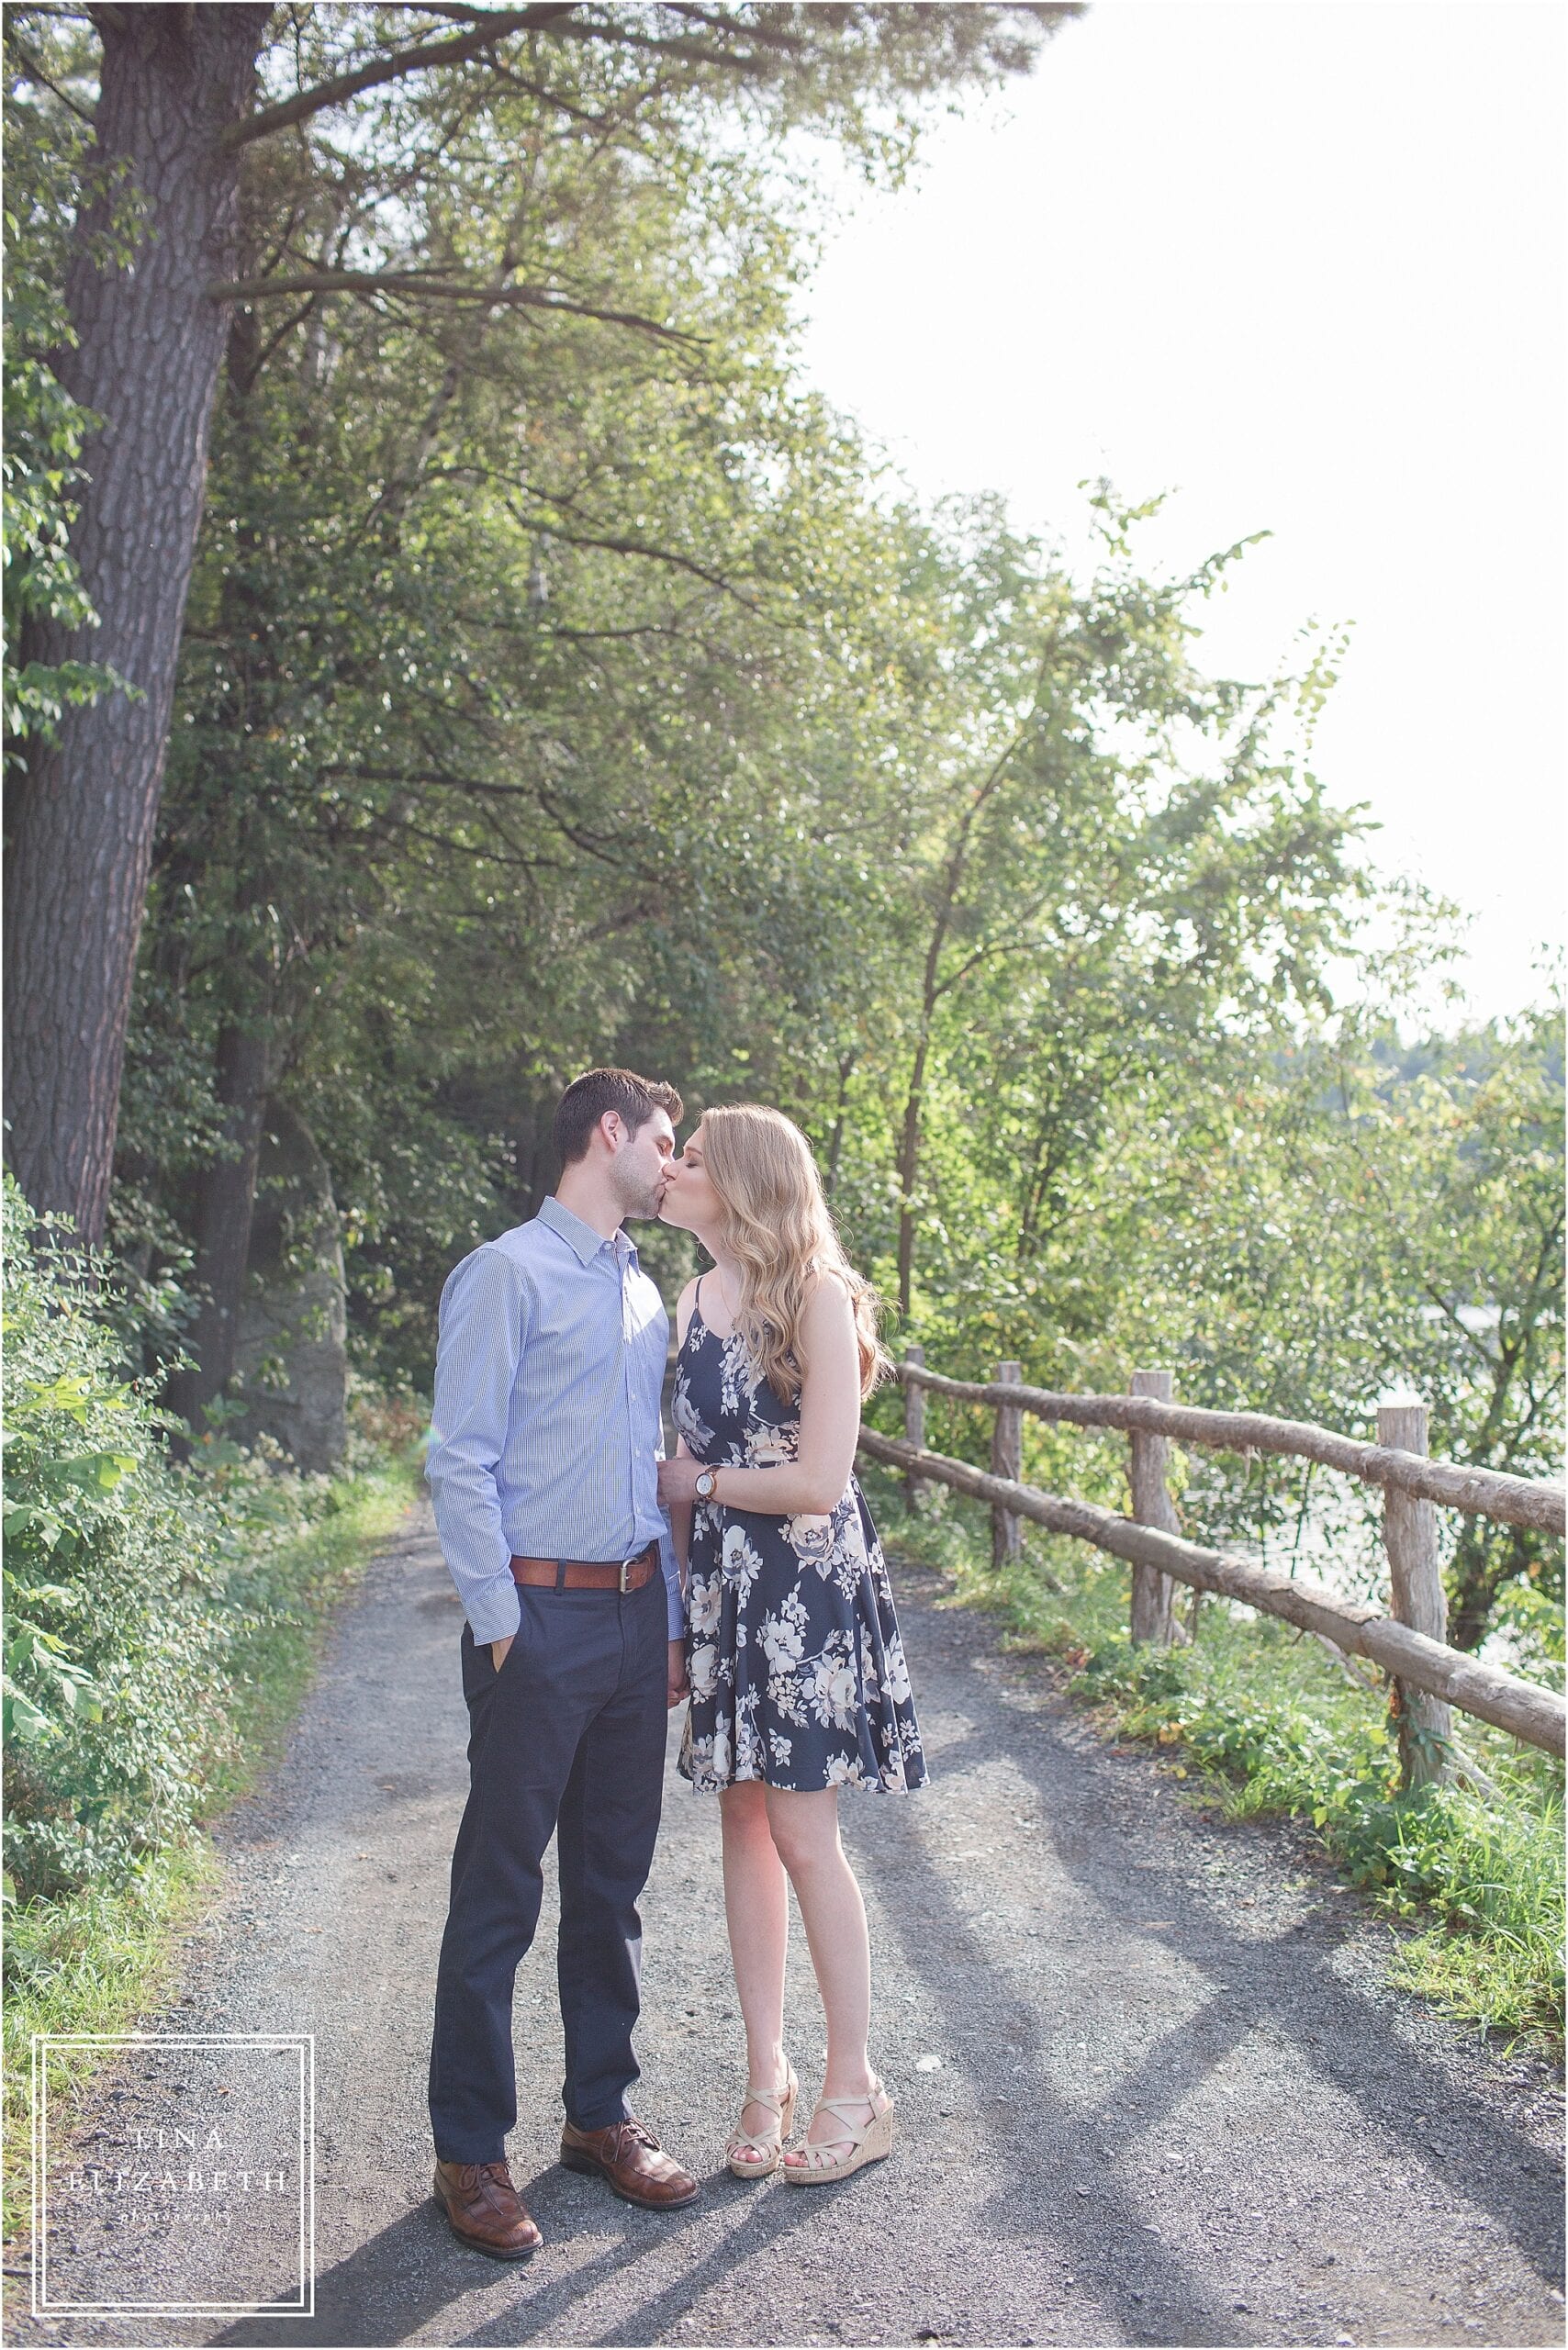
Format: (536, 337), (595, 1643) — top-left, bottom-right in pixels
(846, 1588), (1562, 2344)
(210, 2159), (827, 2350)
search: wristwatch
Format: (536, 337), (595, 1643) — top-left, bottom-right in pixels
(694, 1467), (720, 1503)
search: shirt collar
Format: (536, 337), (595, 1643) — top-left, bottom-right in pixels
(538, 1193), (635, 1267)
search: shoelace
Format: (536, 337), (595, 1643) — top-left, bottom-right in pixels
(454, 2161), (514, 2196)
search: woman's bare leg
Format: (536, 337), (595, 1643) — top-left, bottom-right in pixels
(720, 1780), (791, 2163)
(762, 1786), (877, 2157)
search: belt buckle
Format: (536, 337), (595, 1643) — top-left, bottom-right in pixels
(619, 1553), (637, 1594)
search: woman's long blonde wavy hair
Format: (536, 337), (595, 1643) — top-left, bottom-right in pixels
(701, 1104), (890, 1404)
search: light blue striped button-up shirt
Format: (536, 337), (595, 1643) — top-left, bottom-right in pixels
(426, 1195), (681, 1644)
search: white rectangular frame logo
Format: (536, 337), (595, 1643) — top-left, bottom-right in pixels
(30, 2031), (316, 2316)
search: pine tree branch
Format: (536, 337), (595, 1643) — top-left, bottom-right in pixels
(666, 5), (805, 53)
(2, 26), (97, 123)
(205, 268), (704, 345)
(217, 4), (581, 151)
(507, 514), (763, 608)
(218, 3), (780, 154)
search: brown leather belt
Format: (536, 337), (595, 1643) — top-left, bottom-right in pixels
(510, 1540), (658, 1595)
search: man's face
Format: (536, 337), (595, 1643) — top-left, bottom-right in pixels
(606, 1107), (677, 1221)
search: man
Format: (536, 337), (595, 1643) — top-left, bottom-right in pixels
(425, 1068), (697, 2259)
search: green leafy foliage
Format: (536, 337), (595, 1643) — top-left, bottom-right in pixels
(2, 1181), (235, 1897)
(0, 1178), (420, 1902)
(868, 1465), (1564, 2047)
(2, 24), (137, 757)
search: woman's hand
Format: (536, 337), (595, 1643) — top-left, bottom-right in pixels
(666, 1639), (689, 1708)
(658, 1451), (704, 1507)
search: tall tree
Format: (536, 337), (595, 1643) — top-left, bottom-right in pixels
(3, 0), (1079, 1241)
(5, 6), (267, 1241)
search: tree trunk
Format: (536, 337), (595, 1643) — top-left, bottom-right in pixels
(2, 6), (268, 1241)
(895, 1032), (929, 1321)
(823, 1051), (856, 1202)
(1448, 1517), (1532, 1655)
(163, 1016), (274, 1434)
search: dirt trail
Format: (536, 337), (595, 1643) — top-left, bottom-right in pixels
(14, 1503), (1564, 2348)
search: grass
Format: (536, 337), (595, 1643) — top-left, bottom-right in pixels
(204, 1438), (426, 1802)
(2, 1434), (424, 2242)
(864, 1463), (1566, 2053)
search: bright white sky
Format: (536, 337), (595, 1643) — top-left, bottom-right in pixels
(796, 0), (1565, 1026)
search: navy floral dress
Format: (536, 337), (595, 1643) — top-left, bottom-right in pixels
(674, 1291), (926, 1796)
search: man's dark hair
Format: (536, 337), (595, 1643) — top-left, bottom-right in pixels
(553, 1068), (683, 1167)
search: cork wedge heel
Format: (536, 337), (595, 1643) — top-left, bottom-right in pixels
(783, 2081), (894, 2185)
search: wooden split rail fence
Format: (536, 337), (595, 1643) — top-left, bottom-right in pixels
(857, 1349), (1567, 1782)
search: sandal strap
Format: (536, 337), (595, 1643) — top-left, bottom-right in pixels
(794, 2084), (889, 2163)
(812, 2086), (887, 2131)
(728, 2069), (798, 2155)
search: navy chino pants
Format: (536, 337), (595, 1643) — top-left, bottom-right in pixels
(428, 1569), (668, 2164)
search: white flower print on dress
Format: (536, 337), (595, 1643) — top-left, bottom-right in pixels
(758, 1587), (809, 1674)
(671, 1383), (715, 1460)
(720, 1522), (764, 1609)
(809, 1644), (861, 1731)
(745, 1426), (797, 1468)
(689, 1573), (723, 1638)
(784, 1512), (835, 1568)
(717, 1331), (753, 1418)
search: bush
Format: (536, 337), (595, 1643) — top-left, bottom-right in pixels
(3, 1178), (237, 1900)
(2, 1179), (425, 1904)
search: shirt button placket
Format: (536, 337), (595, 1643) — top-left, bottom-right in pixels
(622, 1256), (636, 1540)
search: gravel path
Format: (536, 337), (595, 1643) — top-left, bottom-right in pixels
(14, 1502), (1564, 2349)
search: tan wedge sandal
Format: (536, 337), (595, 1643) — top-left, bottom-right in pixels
(724, 2066), (799, 2179)
(783, 2079), (894, 2185)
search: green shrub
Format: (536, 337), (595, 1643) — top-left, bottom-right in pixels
(3, 1179), (236, 1900)
(2, 1179), (427, 1903)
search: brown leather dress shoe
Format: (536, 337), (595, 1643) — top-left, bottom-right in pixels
(432, 2158), (543, 2259)
(559, 2116), (700, 2209)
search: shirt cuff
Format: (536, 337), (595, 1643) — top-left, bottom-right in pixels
(657, 1520), (686, 1640)
(465, 1572), (522, 1647)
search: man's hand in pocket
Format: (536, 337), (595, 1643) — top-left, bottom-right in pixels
(491, 1635), (513, 1673)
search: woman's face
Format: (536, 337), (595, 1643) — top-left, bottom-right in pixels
(660, 1120), (724, 1243)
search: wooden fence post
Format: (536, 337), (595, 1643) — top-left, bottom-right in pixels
(991, 1362), (1023, 1568)
(903, 1346), (927, 1513)
(1129, 1368), (1180, 1645)
(1378, 1396), (1454, 1789)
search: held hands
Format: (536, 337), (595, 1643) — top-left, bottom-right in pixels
(657, 1453), (704, 1507)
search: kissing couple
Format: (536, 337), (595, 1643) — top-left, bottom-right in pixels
(423, 1067), (926, 2257)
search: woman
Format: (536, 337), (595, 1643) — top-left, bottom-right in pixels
(656, 1104), (925, 2185)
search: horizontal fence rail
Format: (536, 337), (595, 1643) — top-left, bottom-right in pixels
(857, 1427), (1567, 1761)
(890, 1362), (1566, 1538)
